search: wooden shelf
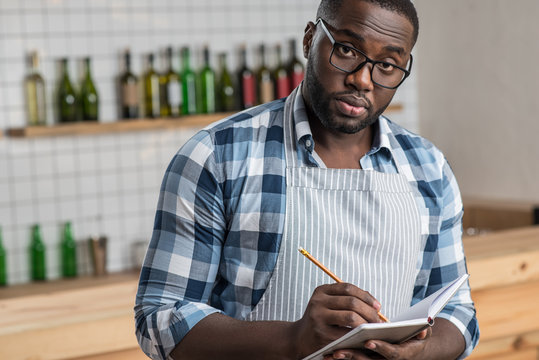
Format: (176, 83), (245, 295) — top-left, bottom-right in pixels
(3, 103), (404, 139)
(4, 112), (236, 139)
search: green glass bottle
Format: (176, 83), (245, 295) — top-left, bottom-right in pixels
(0, 226), (7, 286)
(119, 49), (139, 119)
(61, 222), (77, 278)
(57, 58), (78, 123)
(80, 57), (99, 121)
(181, 47), (197, 115)
(144, 53), (161, 118)
(256, 44), (275, 105)
(159, 47), (182, 118)
(197, 46), (216, 114)
(273, 44), (290, 99)
(216, 53), (236, 112)
(25, 51), (47, 126)
(30, 224), (46, 281)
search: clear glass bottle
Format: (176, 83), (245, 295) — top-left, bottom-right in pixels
(30, 224), (46, 281)
(25, 51), (47, 126)
(61, 222), (77, 278)
(256, 44), (274, 105)
(181, 47), (198, 115)
(57, 58), (78, 123)
(80, 57), (99, 121)
(119, 49), (139, 119)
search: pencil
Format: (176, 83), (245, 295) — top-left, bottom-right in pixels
(298, 246), (390, 323)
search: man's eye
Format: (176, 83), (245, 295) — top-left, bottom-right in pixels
(376, 62), (395, 73)
(336, 44), (355, 57)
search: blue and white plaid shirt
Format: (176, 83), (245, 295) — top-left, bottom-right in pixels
(135, 92), (479, 359)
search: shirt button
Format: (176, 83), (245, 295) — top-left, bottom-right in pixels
(305, 139), (312, 148)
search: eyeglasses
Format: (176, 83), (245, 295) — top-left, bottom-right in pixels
(316, 18), (412, 89)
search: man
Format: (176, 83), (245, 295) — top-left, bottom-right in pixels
(135, 0), (479, 359)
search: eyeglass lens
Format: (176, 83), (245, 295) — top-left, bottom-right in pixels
(331, 45), (406, 88)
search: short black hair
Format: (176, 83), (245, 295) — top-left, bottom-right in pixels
(316, 0), (419, 46)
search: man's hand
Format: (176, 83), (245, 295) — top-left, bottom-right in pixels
(323, 328), (431, 360)
(321, 318), (464, 360)
(291, 283), (384, 359)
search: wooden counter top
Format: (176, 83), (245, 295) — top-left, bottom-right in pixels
(464, 226), (539, 291)
(0, 272), (143, 360)
(1, 226), (538, 359)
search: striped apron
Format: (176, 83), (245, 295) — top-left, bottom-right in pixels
(246, 91), (422, 322)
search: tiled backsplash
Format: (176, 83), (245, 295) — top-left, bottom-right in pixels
(0, 0), (418, 285)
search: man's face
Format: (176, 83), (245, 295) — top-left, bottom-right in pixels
(302, 0), (414, 134)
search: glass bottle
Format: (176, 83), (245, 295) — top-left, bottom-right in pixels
(30, 224), (46, 281)
(160, 47), (182, 118)
(256, 44), (274, 105)
(80, 57), (99, 121)
(181, 47), (197, 115)
(287, 38), (305, 90)
(197, 46), (216, 114)
(57, 58), (78, 123)
(273, 44), (290, 99)
(0, 226), (6, 286)
(61, 222), (77, 278)
(237, 45), (256, 110)
(119, 49), (139, 119)
(144, 53), (160, 118)
(25, 51), (47, 126)
(216, 53), (237, 112)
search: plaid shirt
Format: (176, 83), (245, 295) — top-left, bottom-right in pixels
(135, 92), (479, 359)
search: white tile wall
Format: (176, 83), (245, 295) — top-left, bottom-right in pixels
(0, 0), (418, 285)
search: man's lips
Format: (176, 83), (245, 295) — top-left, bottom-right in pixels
(335, 95), (370, 117)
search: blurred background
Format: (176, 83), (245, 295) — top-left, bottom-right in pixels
(0, 1), (538, 360)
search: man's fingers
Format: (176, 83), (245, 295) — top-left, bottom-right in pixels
(415, 328), (430, 340)
(311, 283), (383, 324)
(318, 283), (381, 309)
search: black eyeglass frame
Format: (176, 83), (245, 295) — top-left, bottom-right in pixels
(316, 18), (413, 90)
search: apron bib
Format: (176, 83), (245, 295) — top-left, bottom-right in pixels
(246, 90), (422, 322)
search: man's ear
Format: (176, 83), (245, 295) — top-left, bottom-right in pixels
(303, 21), (316, 59)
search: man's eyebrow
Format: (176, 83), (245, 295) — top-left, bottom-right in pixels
(338, 28), (407, 56)
(383, 45), (406, 56)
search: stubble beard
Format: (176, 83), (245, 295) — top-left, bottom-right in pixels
(303, 60), (386, 135)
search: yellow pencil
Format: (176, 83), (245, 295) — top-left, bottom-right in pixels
(298, 246), (390, 323)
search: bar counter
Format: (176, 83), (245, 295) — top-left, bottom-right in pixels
(1, 226), (538, 360)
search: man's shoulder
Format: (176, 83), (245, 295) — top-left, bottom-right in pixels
(383, 116), (445, 166)
(205, 99), (286, 137)
(182, 100), (286, 166)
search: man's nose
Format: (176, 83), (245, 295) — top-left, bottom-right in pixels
(345, 61), (375, 91)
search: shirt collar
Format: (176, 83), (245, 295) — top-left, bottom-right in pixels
(292, 85), (395, 159)
(292, 85), (315, 152)
(369, 115), (393, 155)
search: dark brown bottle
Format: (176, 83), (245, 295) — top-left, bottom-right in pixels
(119, 49), (139, 119)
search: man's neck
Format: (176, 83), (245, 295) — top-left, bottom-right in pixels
(309, 117), (374, 170)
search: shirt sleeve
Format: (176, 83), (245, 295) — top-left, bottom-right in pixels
(422, 159), (480, 358)
(134, 130), (226, 359)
